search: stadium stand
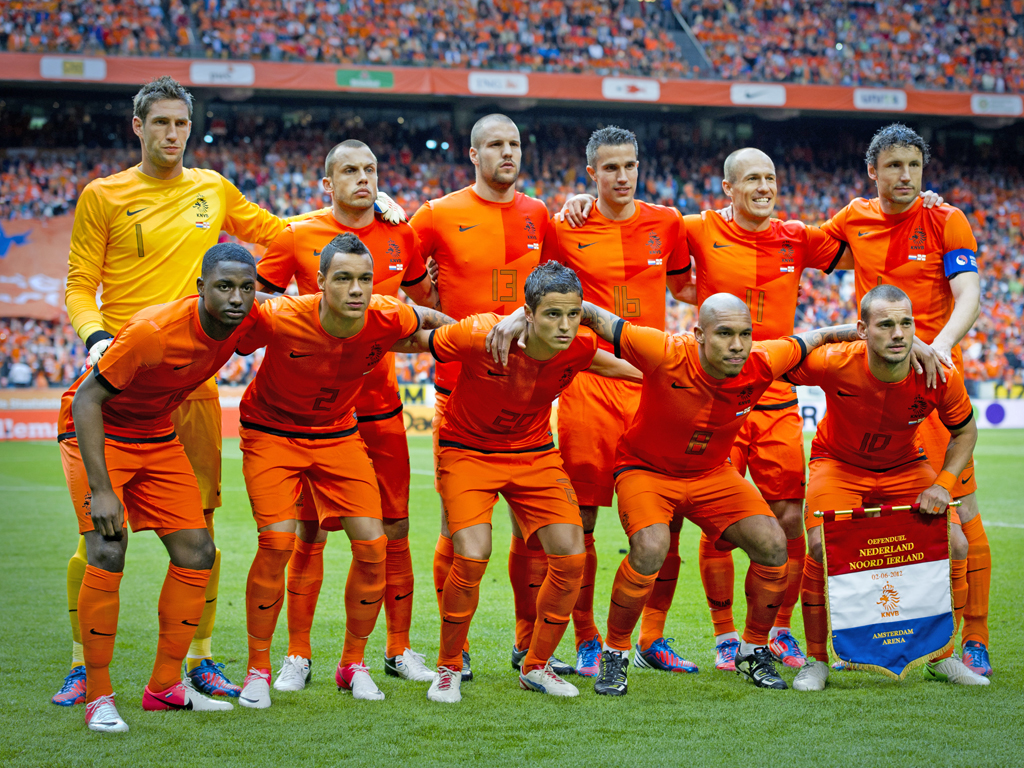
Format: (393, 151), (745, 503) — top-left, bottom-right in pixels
(3, 0), (1021, 91)
(1, 108), (1021, 389)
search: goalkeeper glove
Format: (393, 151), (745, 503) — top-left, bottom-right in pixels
(374, 190), (407, 224)
(86, 331), (115, 368)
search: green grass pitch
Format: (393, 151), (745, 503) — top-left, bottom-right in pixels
(1, 432), (1022, 766)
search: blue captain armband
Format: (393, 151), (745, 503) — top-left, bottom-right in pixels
(943, 248), (978, 278)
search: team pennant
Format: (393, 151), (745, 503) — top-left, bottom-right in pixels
(819, 505), (955, 679)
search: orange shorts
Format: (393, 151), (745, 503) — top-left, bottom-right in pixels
(917, 410), (977, 497)
(431, 387), (450, 492)
(357, 410), (410, 519)
(805, 457), (961, 530)
(730, 405), (806, 501)
(614, 462), (772, 548)
(436, 445), (582, 542)
(60, 436), (205, 537)
(170, 397), (222, 511)
(556, 371), (641, 507)
(240, 426), (381, 532)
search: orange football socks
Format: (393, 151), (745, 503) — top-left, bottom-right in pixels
(571, 532), (601, 648)
(508, 534), (548, 652)
(742, 562), (788, 646)
(698, 533), (736, 636)
(245, 530), (295, 670)
(150, 564), (211, 693)
(522, 553), (585, 671)
(605, 558), (657, 652)
(384, 537), (415, 658)
(773, 535), (806, 629)
(438, 554), (489, 669)
(961, 515), (991, 646)
(801, 557), (827, 662)
(286, 538), (325, 659)
(638, 531), (681, 650)
(340, 535), (387, 666)
(78, 565), (122, 703)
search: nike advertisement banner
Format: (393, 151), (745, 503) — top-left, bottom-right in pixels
(822, 508), (954, 679)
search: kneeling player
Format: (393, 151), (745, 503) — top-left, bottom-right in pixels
(235, 233), (452, 707)
(58, 244), (260, 732)
(786, 285), (987, 690)
(595, 294), (858, 695)
(426, 262), (641, 703)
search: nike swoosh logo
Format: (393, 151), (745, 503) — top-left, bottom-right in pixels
(579, 583), (594, 590)
(543, 618), (569, 625)
(960, 474), (973, 484)
(360, 595), (384, 605)
(459, 225), (479, 232)
(290, 352), (312, 358)
(610, 599), (630, 609)
(174, 362), (194, 370)
(487, 371), (509, 377)
(205, 598), (216, 603)
(577, 242), (597, 249)
(528, 583), (544, 588)
(836, 390), (855, 397)
(442, 617), (467, 624)
(127, 208), (147, 216)
(858, 231), (870, 237)
(671, 382), (693, 389)
(395, 592), (413, 601)
(654, 577), (677, 582)
(258, 596), (282, 610)
(436, 587), (443, 593)
(767, 603), (782, 609)
(89, 628), (115, 636)
(713, 242), (729, 249)
(181, 619), (199, 626)
(966, 568), (989, 573)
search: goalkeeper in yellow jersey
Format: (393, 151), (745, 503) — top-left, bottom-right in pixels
(52, 76), (405, 704)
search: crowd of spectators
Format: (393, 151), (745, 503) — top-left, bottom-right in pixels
(0, 318), (87, 388)
(4, 0), (1023, 92)
(687, 0), (1024, 93)
(1, 116), (1021, 390)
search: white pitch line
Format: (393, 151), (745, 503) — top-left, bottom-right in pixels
(985, 521), (1024, 529)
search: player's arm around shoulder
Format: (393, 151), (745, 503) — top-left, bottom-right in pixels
(775, 324), (859, 378)
(586, 349), (642, 384)
(389, 305), (457, 355)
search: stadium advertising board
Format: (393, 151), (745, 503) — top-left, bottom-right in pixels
(797, 394), (1024, 430)
(0, 217), (72, 321)
(0, 52), (1013, 118)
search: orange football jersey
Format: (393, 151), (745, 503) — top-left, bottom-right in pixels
(410, 186), (550, 390)
(257, 210), (427, 299)
(820, 198), (978, 345)
(785, 340), (974, 472)
(613, 322), (805, 477)
(687, 211), (843, 406)
(429, 313), (599, 452)
(257, 210), (426, 418)
(548, 201), (688, 352)
(238, 294), (419, 436)
(58, 296), (260, 440)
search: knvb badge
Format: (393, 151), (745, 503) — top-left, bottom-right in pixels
(821, 508), (954, 679)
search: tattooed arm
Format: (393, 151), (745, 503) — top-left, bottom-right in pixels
(578, 301), (626, 346)
(792, 323), (859, 354)
(390, 306), (456, 354)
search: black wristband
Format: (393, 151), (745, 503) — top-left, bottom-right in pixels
(86, 330), (115, 350)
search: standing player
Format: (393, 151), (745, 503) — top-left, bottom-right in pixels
(59, 244), (260, 732)
(682, 148), (845, 672)
(236, 233), (453, 707)
(785, 285), (987, 690)
(592, 294), (858, 696)
(821, 123), (992, 675)
(425, 262), (641, 703)
(255, 140), (438, 688)
(410, 113), (552, 680)
(507, 126), (692, 676)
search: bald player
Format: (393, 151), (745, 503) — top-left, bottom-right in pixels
(592, 293), (858, 695)
(410, 113), (556, 681)
(256, 140), (438, 689)
(822, 123), (991, 676)
(681, 148), (845, 672)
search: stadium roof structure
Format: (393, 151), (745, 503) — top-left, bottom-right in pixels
(3, 52), (1021, 120)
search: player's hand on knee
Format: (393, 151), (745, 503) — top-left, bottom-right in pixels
(915, 484), (951, 515)
(557, 194), (595, 228)
(919, 189), (944, 208)
(909, 338), (946, 388)
(91, 489), (125, 539)
(485, 306), (529, 365)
